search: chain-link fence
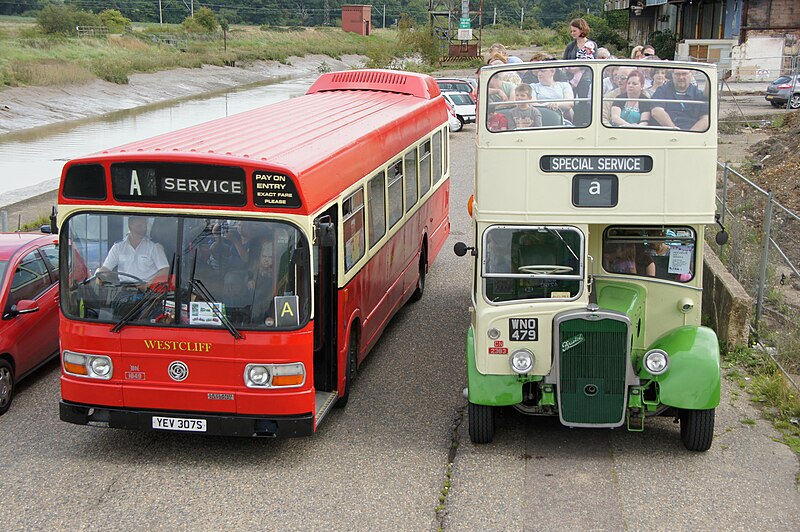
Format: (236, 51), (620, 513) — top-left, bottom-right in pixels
(710, 161), (800, 376)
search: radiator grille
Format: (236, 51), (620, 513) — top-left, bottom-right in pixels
(558, 316), (628, 426)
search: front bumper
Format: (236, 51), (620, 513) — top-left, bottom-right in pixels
(59, 400), (314, 438)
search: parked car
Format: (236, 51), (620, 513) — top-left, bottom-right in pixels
(436, 78), (478, 102)
(0, 232), (60, 415)
(764, 74), (800, 109)
(442, 91), (477, 127)
(445, 98), (463, 132)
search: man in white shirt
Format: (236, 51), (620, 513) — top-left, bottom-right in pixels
(98, 216), (169, 286)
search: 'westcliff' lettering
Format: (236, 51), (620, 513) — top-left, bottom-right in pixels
(143, 340), (212, 352)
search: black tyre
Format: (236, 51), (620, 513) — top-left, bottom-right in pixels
(0, 360), (15, 416)
(468, 401), (495, 444)
(336, 329), (358, 408)
(790, 94), (800, 110)
(680, 408), (715, 451)
(410, 246), (426, 302)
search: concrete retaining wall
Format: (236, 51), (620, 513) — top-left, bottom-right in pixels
(703, 245), (753, 349)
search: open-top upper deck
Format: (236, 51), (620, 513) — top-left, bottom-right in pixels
(475, 60), (717, 225)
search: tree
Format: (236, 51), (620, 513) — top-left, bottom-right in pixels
(183, 6), (218, 33)
(98, 9), (132, 33)
(38, 4), (100, 35)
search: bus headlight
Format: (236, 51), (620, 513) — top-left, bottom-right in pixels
(244, 363), (305, 388)
(63, 351), (113, 380)
(509, 349), (534, 374)
(643, 349), (670, 375)
(246, 365), (270, 387)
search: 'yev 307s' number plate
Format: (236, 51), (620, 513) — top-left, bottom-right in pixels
(152, 416), (207, 432)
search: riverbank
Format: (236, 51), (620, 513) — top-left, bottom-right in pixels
(0, 53), (367, 224)
(0, 53), (367, 136)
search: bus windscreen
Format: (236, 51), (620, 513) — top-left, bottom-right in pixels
(63, 213), (310, 330)
(485, 64), (710, 132)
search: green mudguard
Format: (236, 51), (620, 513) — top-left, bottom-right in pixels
(466, 326), (523, 406)
(648, 325), (721, 410)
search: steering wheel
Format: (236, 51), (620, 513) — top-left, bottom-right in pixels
(518, 265), (574, 274)
(96, 270), (145, 286)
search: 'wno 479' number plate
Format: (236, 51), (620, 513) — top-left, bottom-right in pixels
(152, 416), (207, 432)
(509, 318), (538, 342)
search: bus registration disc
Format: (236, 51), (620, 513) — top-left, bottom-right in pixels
(152, 416), (207, 432)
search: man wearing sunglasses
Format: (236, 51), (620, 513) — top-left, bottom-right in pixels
(642, 45), (656, 57)
(650, 69), (709, 131)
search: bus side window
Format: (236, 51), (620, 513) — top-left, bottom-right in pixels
(342, 188), (365, 272)
(388, 159), (403, 228)
(368, 171), (387, 248)
(419, 140), (432, 197)
(432, 130), (442, 184)
(404, 148), (418, 212)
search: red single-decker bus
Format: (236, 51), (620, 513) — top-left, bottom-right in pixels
(57, 69), (451, 437)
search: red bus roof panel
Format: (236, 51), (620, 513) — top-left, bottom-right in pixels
(61, 70), (447, 215)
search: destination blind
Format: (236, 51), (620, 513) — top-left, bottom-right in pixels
(540, 155), (653, 173)
(111, 163), (246, 206)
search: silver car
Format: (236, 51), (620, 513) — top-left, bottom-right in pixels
(764, 74), (800, 109)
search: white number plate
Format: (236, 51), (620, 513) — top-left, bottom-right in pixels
(152, 416), (207, 432)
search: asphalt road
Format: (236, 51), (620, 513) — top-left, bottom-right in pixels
(1, 126), (798, 530)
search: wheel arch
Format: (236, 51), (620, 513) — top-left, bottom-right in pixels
(646, 325), (721, 410)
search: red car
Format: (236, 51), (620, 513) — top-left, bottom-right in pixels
(0, 232), (60, 415)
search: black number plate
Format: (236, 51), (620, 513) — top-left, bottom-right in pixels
(509, 318), (538, 341)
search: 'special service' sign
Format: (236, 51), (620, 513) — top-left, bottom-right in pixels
(540, 155), (653, 173)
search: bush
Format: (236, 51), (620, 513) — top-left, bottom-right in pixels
(183, 7), (218, 33)
(577, 13), (627, 55)
(38, 4), (100, 35)
(98, 9), (131, 34)
(649, 30), (677, 60)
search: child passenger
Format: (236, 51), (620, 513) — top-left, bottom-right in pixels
(509, 84), (542, 129)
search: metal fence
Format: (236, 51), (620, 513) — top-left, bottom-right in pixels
(711, 161), (800, 375)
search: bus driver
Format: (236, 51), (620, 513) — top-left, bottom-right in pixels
(97, 216), (170, 287)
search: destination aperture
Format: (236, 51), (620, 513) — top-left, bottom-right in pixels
(540, 155), (653, 173)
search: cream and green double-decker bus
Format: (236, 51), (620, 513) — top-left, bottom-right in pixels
(455, 60), (722, 451)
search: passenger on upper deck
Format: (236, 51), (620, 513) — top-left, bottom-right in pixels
(508, 84), (543, 130)
(609, 70), (651, 127)
(602, 66), (645, 122)
(532, 67), (574, 114)
(650, 69), (709, 131)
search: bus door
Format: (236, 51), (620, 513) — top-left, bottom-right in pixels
(313, 207), (338, 398)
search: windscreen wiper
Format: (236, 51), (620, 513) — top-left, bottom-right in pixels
(110, 281), (169, 333)
(187, 249), (242, 339)
(189, 277), (243, 339)
(110, 254), (176, 333)
(546, 227), (580, 263)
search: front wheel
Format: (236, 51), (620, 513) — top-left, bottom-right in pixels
(468, 401), (495, 444)
(336, 329), (359, 408)
(680, 408), (715, 451)
(790, 94), (800, 110)
(0, 360), (15, 416)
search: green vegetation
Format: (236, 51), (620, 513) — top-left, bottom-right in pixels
(724, 346), (800, 455)
(18, 214), (50, 232)
(0, 18), (400, 86)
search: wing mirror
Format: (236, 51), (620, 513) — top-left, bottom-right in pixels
(8, 299), (39, 318)
(454, 242), (476, 257)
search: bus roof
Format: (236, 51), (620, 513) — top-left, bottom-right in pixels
(60, 70), (446, 215)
